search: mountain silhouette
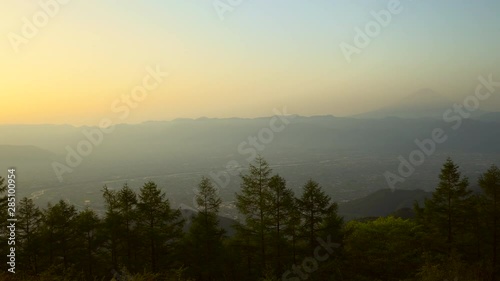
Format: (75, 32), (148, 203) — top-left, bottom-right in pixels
(354, 88), (487, 119)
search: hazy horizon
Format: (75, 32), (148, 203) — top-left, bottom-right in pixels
(2, 2), (500, 278)
(2, 1), (500, 126)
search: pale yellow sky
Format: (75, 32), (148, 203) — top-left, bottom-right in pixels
(1, 1), (499, 125)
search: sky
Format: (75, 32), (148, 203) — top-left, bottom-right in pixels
(1, 0), (499, 126)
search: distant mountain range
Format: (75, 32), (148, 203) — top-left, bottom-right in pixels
(338, 189), (431, 220)
(353, 88), (498, 121)
(1, 113), (499, 191)
(0, 145), (56, 161)
(1, 89), (499, 211)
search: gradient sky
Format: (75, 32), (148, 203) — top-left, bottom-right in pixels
(1, 0), (499, 125)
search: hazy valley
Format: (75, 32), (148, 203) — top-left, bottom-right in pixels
(2, 90), (499, 219)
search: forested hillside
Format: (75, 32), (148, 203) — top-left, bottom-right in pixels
(0, 157), (499, 280)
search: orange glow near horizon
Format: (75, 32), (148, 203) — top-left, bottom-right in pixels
(1, 1), (499, 125)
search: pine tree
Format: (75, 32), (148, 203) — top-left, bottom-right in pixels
(42, 200), (78, 270)
(17, 197), (43, 274)
(185, 177), (225, 280)
(102, 185), (120, 268)
(297, 179), (339, 253)
(75, 208), (101, 279)
(478, 164), (500, 280)
(267, 174), (295, 275)
(420, 158), (473, 256)
(235, 156), (273, 271)
(137, 181), (184, 272)
(116, 183), (139, 270)
(286, 200), (302, 265)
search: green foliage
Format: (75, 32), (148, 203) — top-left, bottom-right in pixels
(478, 164), (500, 280)
(17, 197), (43, 274)
(413, 158), (498, 280)
(235, 155), (273, 273)
(418, 251), (490, 281)
(115, 183), (139, 270)
(183, 177), (225, 280)
(74, 208), (101, 279)
(42, 200), (78, 270)
(297, 179), (342, 252)
(195, 176), (221, 215)
(137, 181), (184, 272)
(5, 157), (500, 280)
(267, 174), (296, 275)
(0, 176), (6, 209)
(479, 165), (500, 200)
(344, 216), (423, 280)
(416, 157), (474, 257)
